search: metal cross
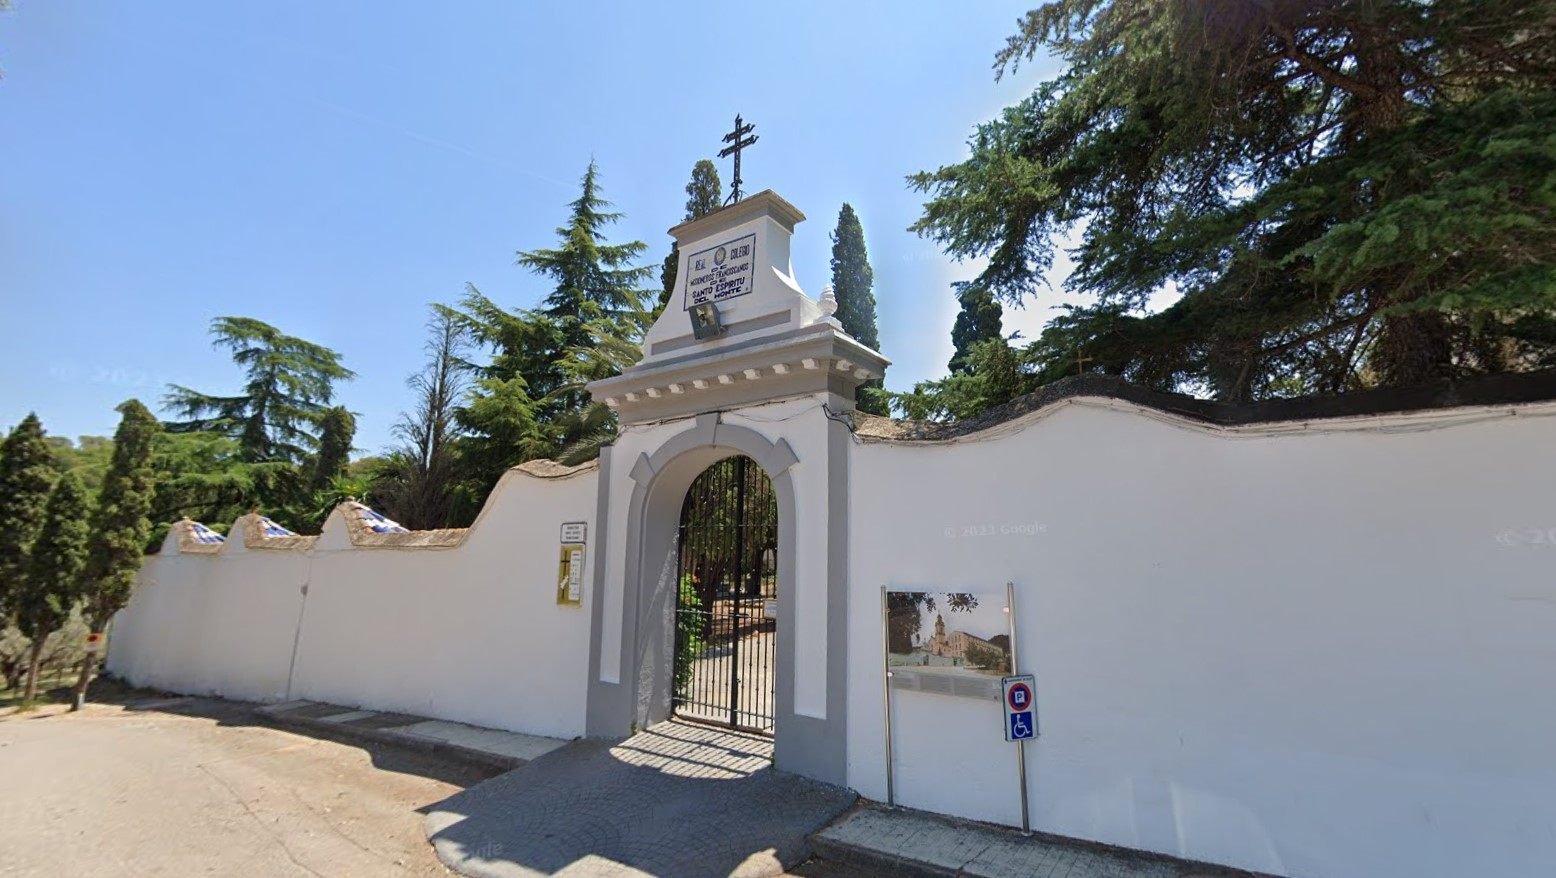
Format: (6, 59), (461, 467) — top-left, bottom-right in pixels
(719, 114), (758, 204)
(1075, 349), (1092, 376)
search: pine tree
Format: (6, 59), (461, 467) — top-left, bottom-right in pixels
(0, 414), (56, 625)
(16, 472), (89, 702)
(949, 285), (1004, 374)
(912, 1), (1556, 404)
(74, 399), (159, 706)
(453, 161), (652, 499)
(830, 203), (887, 414)
(164, 317), (354, 527)
(165, 317), (355, 464)
(660, 160), (724, 310)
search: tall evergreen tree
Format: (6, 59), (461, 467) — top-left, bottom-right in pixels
(660, 160), (724, 310)
(453, 161), (652, 507)
(830, 203), (887, 414)
(74, 399), (159, 706)
(16, 472), (89, 702)
(164, 317), (354, 525)
(308, 406), (355, 493)
(165, 317), (355, 464)
(949, 285), (1004, 374)
(912, 1), (1556, 404)
(0, 414), (55, 624)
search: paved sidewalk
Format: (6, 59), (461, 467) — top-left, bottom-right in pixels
(812, 805), (1262, 878)
(425, 719), (857, 877)
(256, 700), (569, 771)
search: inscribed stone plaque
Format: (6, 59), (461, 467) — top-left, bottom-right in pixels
(683, 233), (756, 309)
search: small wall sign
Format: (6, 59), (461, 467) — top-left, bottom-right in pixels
(560, 521), (587, 544)
(557, 544), (585, 606)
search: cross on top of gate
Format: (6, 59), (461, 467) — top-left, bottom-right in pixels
(719, 115), (758, 204)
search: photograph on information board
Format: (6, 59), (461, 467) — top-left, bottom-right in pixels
(885, 590), (1010, 699)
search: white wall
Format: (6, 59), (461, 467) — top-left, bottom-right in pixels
(109, 547), (308, 703)
(108, 464), (598, 740)
(847, 399), (1556, 878)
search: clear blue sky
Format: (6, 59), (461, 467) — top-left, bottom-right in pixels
(2, 1), (1060, 452)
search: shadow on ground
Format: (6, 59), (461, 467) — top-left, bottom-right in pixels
(2, 681), (505, 789)
(424, 720), (857, 878)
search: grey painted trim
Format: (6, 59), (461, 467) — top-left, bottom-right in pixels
(649, 310), (793, 357)
(769, 412), (851, 784)
(582, 410), (849, 786)
(584, 446), (614, 735)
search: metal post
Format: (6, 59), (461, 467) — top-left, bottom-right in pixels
(1007, 580), (1030, 834)
(880, 585), (895, 806)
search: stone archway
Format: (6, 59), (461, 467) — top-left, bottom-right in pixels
(583, 412), (824, 749)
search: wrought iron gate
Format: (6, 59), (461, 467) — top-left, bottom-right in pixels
(672, 455), (778, 733)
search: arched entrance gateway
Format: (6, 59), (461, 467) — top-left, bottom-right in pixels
(582, 190), (888, 785)
(673, 455), (779, 732)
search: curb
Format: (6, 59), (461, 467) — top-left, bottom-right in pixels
(252, 707), (523, 774)
(809, 829), (957, 878)
(807, 804), (1272, 878)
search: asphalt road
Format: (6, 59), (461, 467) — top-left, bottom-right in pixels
(0, 696), (499, 877)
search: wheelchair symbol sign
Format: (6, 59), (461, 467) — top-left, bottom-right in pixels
(1001, 674), (1038, 742)
(1009, 711), (1035, 740)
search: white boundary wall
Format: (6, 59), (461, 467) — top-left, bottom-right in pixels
(108, 464), (598, 740)
(846, 399), (1556, 878)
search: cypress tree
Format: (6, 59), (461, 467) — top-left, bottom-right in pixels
(16, 472), (89, 702)
(74, 399), (159, 706)
(308, 406), (355, 493)
(949, 284), (1004, 374)
(829, 203), (886, 414)
(0, 414), (56, 625)
(659, 160), (724, 310)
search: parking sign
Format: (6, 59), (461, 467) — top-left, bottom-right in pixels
(1001, 674), (1037, 742)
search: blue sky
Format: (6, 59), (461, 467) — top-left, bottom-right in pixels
(1, 1), (1062, 452)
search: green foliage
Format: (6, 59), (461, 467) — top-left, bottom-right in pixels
(830, 204), (880, 350)
(911, 1), (1556, 407)
(161, 318), (354, 529)
(16, 472), (90, 644)
(830, 203), (887, 414)
(308, 406), (355, 493)
(45, 435), (114, 494)
(660, 160), (724, 310)
(0, 414), (56, 622)
(146, 429), (260, 539)
(948, 285), (1003, 374)
(164, 317), (355, 463)
(450, 161), (652, 513)
(892, 339), (1031, 421)
(674, 573), (706, 698)
(80, 400), (158, 629)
